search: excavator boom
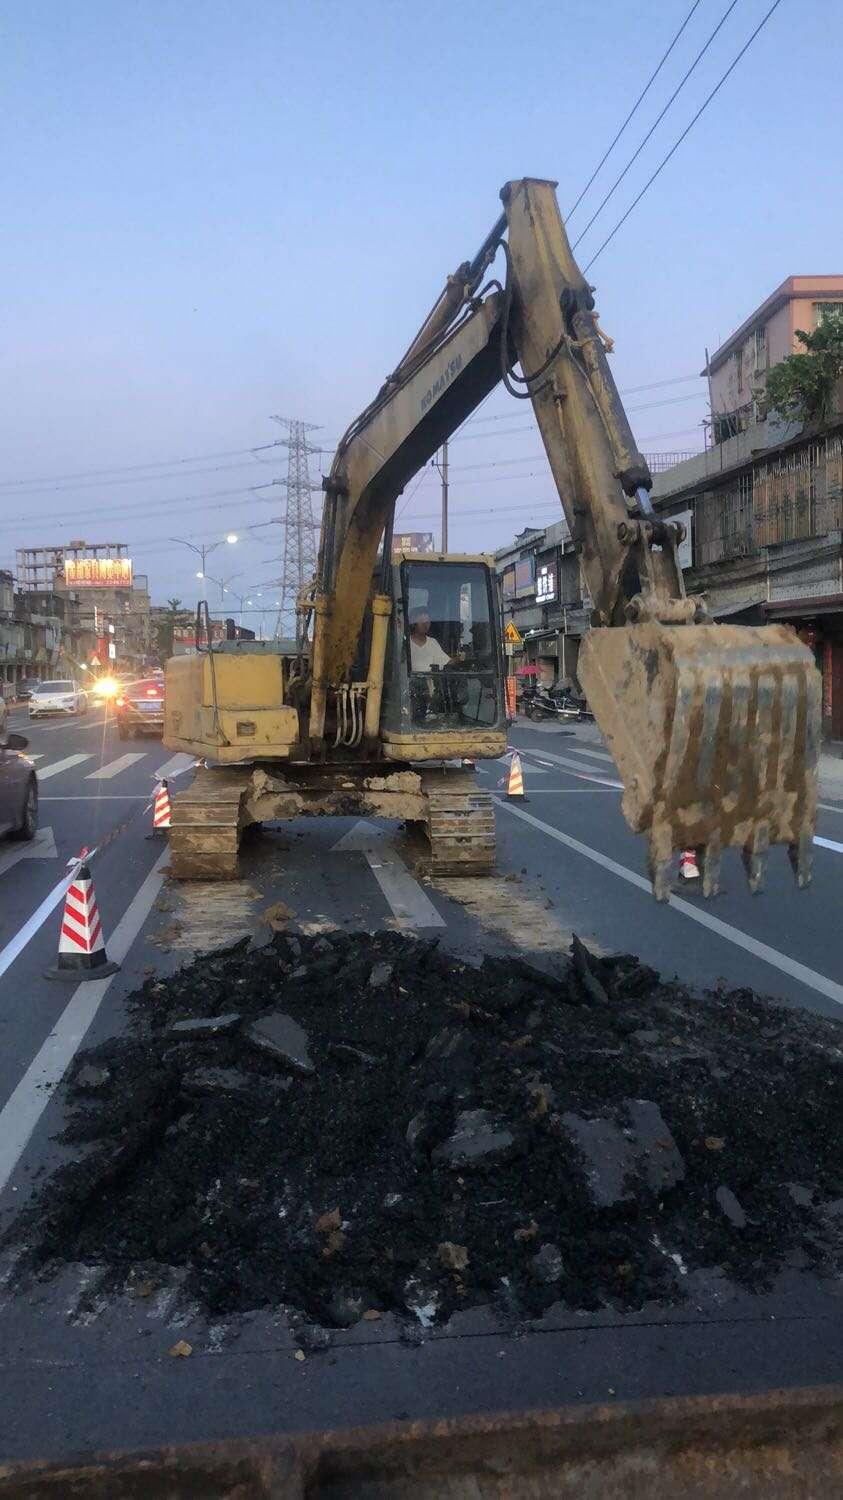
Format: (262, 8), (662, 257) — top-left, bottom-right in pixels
(307, 177), (820, 898)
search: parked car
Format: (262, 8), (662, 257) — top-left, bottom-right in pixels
(0, 701), (38, 841)
(115, 675), (164, 738)
(16, 679), (41, 702)
(28, 679), (88, 718)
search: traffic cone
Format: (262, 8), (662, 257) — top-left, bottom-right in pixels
(151, 779), (172, 834)
(506, 751), (528, 800)
(45, 857), (119, 982)
(679, 849), (700, 882)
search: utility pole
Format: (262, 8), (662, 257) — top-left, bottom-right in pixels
(440, 439), (449, 553)
(270, 416), (321, 638)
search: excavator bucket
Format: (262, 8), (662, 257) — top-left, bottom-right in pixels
(578, 622), (821, 900)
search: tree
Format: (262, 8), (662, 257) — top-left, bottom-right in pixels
(155, 597), (192, 663)
(762, 314), (843, 425)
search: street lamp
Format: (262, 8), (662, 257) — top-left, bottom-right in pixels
(171, 533), (238, 602)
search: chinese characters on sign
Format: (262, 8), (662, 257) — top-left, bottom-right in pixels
(64, 557), (133, 588)
(536, 562), (556, 603)
(392, 532), (435, 558)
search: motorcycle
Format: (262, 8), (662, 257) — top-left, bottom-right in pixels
(523, 684), (593, 723)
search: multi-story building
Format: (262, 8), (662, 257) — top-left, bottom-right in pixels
(494, 519), (590, 690)
(707, 276), (843, 443)
(654, 273), (843, 743)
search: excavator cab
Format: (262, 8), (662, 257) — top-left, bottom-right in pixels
(379, 554), (508, 759)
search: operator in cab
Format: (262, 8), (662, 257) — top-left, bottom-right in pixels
(409, 608), (450, 672)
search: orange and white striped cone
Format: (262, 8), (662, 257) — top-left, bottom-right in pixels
(151, 779), (172, 835)
(679, 849), (700, 882)
(45, 857), (119, 982)
(506, 751), (528, 800)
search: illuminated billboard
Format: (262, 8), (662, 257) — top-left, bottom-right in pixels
(64, 557), (133, 588)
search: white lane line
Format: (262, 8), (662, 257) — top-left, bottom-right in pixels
(496, 787), (615, 794)
(0, 850), (169, 1198)
(21, 717), (109, 735)
(554, 743), (614, 764)
(26, 754), (45, 763)
(39, 794), (149, 802)
(332, 819), (445, 929)
(153, 752), (196, 780)
(85, 752), (146, 781)
(497, 799), (843, 1009)
(0, 827), (57, 877)
(814, 835), (843, 854)
(819, 802), (843, 814)
(36, 754), (94, 781)
(519, 748), (622, 789)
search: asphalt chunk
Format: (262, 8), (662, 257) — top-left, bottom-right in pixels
(5, 930), (843, 1328)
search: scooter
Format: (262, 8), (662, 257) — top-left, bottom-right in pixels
(524, 684), (594, 723)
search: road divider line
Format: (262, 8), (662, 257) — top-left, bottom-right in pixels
(519, 748), (623, 789)
(814, 835), (843, 854)
(154, 752), (198, 780)
(546, 743), (614, 765)
(39, 794), (150, 801)
(332, 819), (445, 928)
(496, 798), (843, 1009)
(819, 802), (843, 814)
(85, 752), (147, 781)
(0, 850), (169, 1198)
(37, 753), (93, 781)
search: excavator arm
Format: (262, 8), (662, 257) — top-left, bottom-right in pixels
(309, 177), (820, 899)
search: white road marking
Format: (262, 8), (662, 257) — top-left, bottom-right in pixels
(332, 819), (445, 928)
(814, 835), (843, 854)
(26, 754), (45, 762)
(85, 753), (146, 781)
(0, 827), (57, 876)
(19, 716), (109, 735)
(519, 748), (623, 789)
(0, 850), (169, 1198)
(819, 802), (843, 814)
(495, 787), (615, 794)
(554, 743), (614, 764)
(497, 798), (843, 1009)
(153, 752), (196, 780)
(39, 794), (149, 801)
(36, 754), (93, 781)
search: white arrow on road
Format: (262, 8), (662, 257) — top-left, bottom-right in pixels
(0, 826), (58, 878)
(332, 819), (445, 929)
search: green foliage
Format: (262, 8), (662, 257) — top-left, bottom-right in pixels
(762, 314), (843, 425)
(155, 598), (192, 663)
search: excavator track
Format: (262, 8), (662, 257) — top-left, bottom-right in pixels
(421, 767), (496, 876)
(168, 765), (252, 881)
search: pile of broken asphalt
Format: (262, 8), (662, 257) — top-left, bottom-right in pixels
(6, 930), (843, 1336)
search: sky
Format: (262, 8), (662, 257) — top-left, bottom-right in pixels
(1, 0), (840, 621)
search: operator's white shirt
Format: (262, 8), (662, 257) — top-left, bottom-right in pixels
(410, 634), (450, 671)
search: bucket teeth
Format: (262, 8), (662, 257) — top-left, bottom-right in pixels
(648, 824), (673, 904)
(788, 825), (814, 890)
(742, 822), (770, 895)
(578, 620), (821, 903)
(700, 836), (722, 899)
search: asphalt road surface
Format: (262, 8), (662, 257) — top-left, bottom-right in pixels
(0, 706), (841, 1464)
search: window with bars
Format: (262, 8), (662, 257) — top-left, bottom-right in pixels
(814, 302), (843, 325)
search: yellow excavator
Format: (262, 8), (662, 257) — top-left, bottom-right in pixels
(163, 178), (820, 899)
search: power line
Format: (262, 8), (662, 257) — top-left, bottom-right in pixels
(0, 443), (282, 493)
(572, 0), (743, 250)
(0, 482), (278, 536)
(566, 0), (705, 221)
(585, 0), (784, 271)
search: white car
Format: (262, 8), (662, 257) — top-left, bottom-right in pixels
(28, 679), (88, 718)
